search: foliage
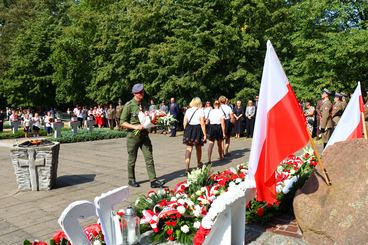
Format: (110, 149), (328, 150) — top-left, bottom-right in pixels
(0, 129), (47, 139)
(1, 0), (367, 108)
(46, 128), (127, 143)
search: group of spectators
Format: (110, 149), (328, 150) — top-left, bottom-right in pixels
(0, 108), (56, 137)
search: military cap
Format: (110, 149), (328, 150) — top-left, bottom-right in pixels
(322, 88), (332, 95)
(132, 83), (144, 93)
(334, 92), (342, 98)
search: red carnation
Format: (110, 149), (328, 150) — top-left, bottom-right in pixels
(257, 207), (264, 217)
(176, 213), (182, 219)
(32, 241), (48, 245)
(304, 153), (310, 159)
(52, 231), (67, 244)
(169, 236), (175, 241)
(171, 221), (177, 227)
(153, 227), (159, 233)
(84, 223), (101, 238)
(167, 229), (173, 235)
(166, 221), (171, 226)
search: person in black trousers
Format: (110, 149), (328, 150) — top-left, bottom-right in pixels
(169, 97), (180, 137)
(245, 100), (256, 138)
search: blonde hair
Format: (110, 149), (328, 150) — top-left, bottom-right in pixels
(218, 96), (227, 104)
(213, 100), (220, 108)
(189, 97), (202, 108)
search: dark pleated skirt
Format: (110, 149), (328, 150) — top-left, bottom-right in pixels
(183, 124), (205, 146)
(207, 124), (223, 141)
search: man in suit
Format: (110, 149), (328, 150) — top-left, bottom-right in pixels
(319, 89), (333, 149)
(169, 97), (179, 137)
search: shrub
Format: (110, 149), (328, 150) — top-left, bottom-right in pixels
(47, 128), (127, 143)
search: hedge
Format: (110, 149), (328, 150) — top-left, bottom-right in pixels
(46, 128), (127, 143)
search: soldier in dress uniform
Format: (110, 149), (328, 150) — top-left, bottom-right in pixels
(120, 84), (163, 188)
(115, 99), (123, 129)
(319, 88), (333, 149)
(340, 92), (348, 110)
(331, 93), (344, 129)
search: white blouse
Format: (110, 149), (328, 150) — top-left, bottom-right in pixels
(185, 107), (205, 125)
(208, 108), (224, 125)
(219, 105), (232, 119)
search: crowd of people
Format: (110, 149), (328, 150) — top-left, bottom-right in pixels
(302, 89), (353, 148)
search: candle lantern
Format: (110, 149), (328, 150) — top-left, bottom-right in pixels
(122, 206), (140, 245)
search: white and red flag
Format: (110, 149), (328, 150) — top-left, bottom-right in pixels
(247, 41), (309, 204)
(325, 82), (364, 150)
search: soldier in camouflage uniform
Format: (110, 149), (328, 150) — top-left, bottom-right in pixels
(120, 84), (163, 188)
(319, 89), (333, 149)
(331, 93), (344, 128)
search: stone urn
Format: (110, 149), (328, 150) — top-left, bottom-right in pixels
(10, 139), (60, 191)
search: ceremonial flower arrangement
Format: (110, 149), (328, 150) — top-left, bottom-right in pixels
(246, 147), (317, 224)
(24, 148), (317, 245)
(133, 111), (177, 135)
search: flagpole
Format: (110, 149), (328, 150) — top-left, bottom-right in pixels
(361, 112), (368, 139)
(307, 131), (332, 186)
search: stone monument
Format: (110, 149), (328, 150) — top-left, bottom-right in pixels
(87, 117), (95, 132)
(11, 120), (20, 134)
(293, 139), (368, 244)
(10, 140), (60, 191)
(69, 117), (79, 136)
(52, 119), (64, 138)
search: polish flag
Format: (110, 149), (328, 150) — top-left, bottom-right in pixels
(247, 41), (309, 204)
(325, 82), (364, 150)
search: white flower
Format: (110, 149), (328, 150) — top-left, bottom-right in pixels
(170, 197), (177, 202)
(213, 190), (220, 195)
(229, 181), (236, 187)
(181, 225), (190, 233)
(186, 199), (194, 207)
(157, 188), (165, 196)
(93, 241), (102, 245)
(290, 169), (296, 175)
(235, 178), (242, 183)
(177, 205), (186, 214)
(193, 221), (201, 229)
(195, 190), (202, 196)
(178, 199), (185, 205)
(193, 205), (202, 217)
(277, 165), (284, 173)
(135, 199), (140, 205)
(201, 187), (207, 192)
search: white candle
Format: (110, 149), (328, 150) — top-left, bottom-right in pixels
(127, 228), (136, 245)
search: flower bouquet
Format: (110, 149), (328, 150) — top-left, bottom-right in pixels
(134, 111), (177, 135)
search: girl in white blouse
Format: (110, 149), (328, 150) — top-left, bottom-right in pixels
(207, 100), (226, 164)
(219, 96), (235, 156)
(183, 97), (206, 174)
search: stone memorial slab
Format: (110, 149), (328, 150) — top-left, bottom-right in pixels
(10, 140), (60, 191)
(52, 119), (64, 138)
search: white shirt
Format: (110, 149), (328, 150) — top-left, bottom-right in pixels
(219, 105), (232, 119)
(203, 107), (212, 119)
(208, 108), (224, 125)
(185, 107), (205, 125)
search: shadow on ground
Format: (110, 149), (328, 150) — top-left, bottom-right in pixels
(157, 148), (250, 185)
(55, 174), (96, 188)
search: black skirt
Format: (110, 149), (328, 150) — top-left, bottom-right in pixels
(183, 124), (205, 146)
(207, 124), (223, 141)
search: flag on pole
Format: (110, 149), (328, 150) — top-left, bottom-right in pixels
(247, 41), (309, 204)
(325, 82), (364, 150)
